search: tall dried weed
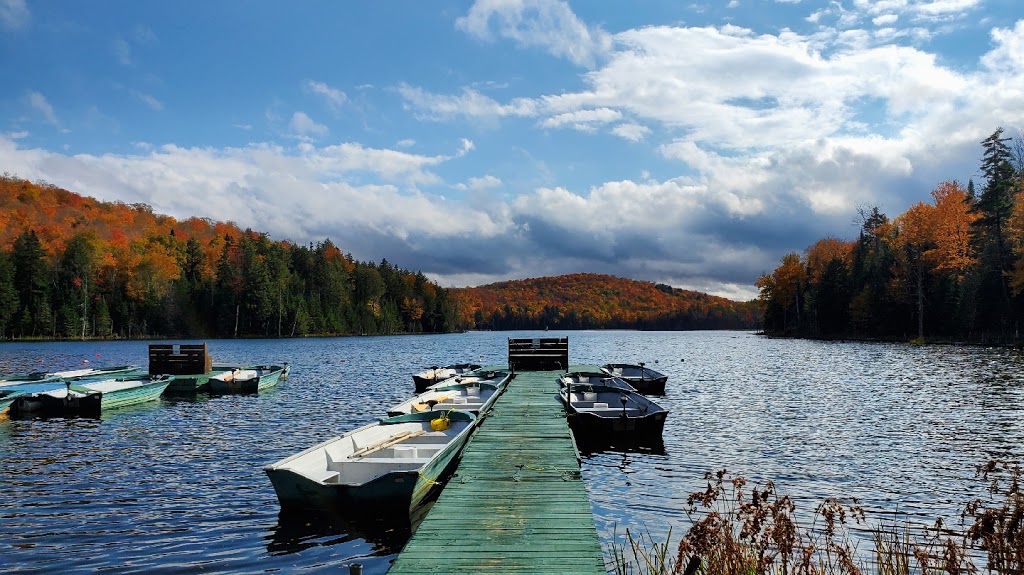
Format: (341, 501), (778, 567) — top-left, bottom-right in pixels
(610, 460), (1024, 575)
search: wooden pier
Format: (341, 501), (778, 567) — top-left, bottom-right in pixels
(389, 338), (605, 574)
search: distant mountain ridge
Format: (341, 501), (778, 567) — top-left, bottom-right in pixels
(451, 273), (760, 330)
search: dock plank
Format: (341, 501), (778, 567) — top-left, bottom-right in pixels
(388, 367), (605, 574)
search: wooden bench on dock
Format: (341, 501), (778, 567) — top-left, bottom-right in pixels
(507, 337), (569, 372)
(149, 343), (213, 375)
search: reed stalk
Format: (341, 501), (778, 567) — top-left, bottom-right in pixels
(608, 460), (1023, 575)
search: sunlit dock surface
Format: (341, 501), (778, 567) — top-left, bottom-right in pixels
(388, 365), (605, 574)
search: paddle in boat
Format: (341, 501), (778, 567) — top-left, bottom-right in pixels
(559, 378), (669, 443)
(264, 410), (477, 514)
(209, 364), (288, 394)
(0, 372), (59, 387)
(600, 362), (668, 395)
(0, 365), (139, 387)
(388, 370), (511, 417)
(411, 363), (482, 393)
(9, 374), (174, 418)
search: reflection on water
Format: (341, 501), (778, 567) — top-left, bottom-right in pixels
(267, 509), (411, 557)
(1, 332), (1024, 573)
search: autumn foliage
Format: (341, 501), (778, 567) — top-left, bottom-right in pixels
(0, 174), (453, 338)
(757, 127), (1024, 342)
(451, 273), (761, 330)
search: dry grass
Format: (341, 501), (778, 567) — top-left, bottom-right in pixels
(609, 460), (1024, 575)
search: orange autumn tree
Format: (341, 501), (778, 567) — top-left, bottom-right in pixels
(890, 202), (935, 339)
(0, 175), (457, 338)
(930, 180), (979, 279)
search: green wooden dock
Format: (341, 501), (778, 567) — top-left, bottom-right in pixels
(388, 365), (606, 574)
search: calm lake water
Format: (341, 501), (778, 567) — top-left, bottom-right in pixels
(2, 331), (1023, 573)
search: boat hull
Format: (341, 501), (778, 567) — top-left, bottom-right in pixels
(95, 378), (173, 410)
(412, 363), (482, 393)
(600, 364), (668, 395)
(265, 412), (477, 515)
(9, 376), (171, 418)
(388, 371), (510, 417)
(566, 409), (668, 439)
(561, 385), (669, 444)
(12, 389), (102, 417)
(210, 366), (285, 394)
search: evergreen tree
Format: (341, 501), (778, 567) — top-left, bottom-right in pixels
(972, 128), (1018, 334)
(0, 251), (18, 338)
(11, 230), (49, 337)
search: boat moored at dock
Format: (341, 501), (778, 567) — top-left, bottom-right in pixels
(388, 370), (511, 416)
(9, 374), (174, 417)
(599, 362), (668, 395)
(559, 380), (669, 442)
(264, 410), (478, 514)
(209, 364), (288, 394)
(411, 363), (482, 392)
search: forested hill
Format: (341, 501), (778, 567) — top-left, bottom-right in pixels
(757, 127), (1024, 343)
(0, 175), (455, 339)
(450, 273), (761, 330)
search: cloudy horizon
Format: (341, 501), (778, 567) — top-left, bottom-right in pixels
(2, 0), (1022, 301)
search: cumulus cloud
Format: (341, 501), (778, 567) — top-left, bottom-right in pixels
(455, 0), (613, 68)
(611, 123), (651, 142)
(288, 111), (328, 139)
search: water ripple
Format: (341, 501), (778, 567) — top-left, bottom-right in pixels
(2, 332), (1023, 572)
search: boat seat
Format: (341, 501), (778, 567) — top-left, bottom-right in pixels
(309, 469), (341, 484)
(329, 460), (432, 485)
(576, 408), (644, 417)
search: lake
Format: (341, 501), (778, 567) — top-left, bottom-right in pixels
(2, 331), (1023, 573)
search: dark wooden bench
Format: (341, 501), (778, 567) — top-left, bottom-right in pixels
(507, 337), (569, 371)
(149, 343), (213, 375)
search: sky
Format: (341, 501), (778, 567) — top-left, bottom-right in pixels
(1, 0), (1022, 301)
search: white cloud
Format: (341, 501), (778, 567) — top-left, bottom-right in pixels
(0, 135), (505, 248)
(27, 91), (58, 126)
(540, 108), (622, 132)
(611, 123), (651, 142)
(288, 111), (328, 139)
(873, 14), (899, 26)
(982, 20), (1024, 74)
(455, 175), (502, 191)
(396, 138), (416, 148)
(398, 84), (538, 121)
(0, 0), (29, 29)
(455, 0), (613, 68)
(132, 90), (164, 111)
(305, 80), (347, 111)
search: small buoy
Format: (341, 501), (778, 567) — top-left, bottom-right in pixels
(340, 358), (346, 362)
(37, 359), (44, 363)
(82, 359), (89, 364)
(96, 353), (101, 357)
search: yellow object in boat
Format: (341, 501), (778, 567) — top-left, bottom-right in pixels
(430, 411), (451, 431)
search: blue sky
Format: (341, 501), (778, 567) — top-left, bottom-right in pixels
(1, 0), (1022, 300)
